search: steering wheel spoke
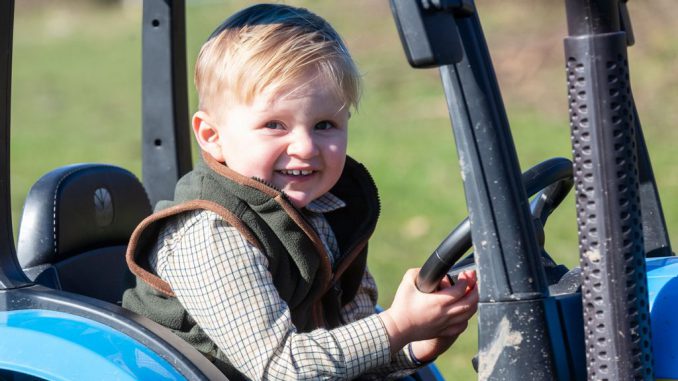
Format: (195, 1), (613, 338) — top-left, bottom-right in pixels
(416, 157), (574, 293)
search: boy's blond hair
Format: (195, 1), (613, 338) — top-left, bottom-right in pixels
(195, 4), (361, 117)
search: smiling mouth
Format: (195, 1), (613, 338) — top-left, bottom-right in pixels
(277, 169), (315, 176)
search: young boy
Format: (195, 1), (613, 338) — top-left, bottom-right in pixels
(123, 3), (478, 380)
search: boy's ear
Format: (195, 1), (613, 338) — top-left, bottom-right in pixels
(192, 111), (225, 162)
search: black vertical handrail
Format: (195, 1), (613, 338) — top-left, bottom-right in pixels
(439, 12), (567, 381)
(564, 0), (653, 379)
(0, 0), (195, 288)
(390, 1), (570, 379)
(635, 107), (673, 258)
(142, 0), (192, 207)
(0, 0), (30, 289)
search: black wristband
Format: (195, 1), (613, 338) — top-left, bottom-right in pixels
(408, 343), (436, 367)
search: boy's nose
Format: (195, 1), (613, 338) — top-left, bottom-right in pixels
(287, 131), (319, 158)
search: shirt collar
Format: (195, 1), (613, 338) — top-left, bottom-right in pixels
(304, 192), (346, 213)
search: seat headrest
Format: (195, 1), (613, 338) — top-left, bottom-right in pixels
(17, 164), (152, 268)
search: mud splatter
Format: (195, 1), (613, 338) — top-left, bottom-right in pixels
(478, 316), (524, 379)
(584, 249), (601, 263)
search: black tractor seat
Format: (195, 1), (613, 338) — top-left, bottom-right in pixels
(17, 163), (152, 305)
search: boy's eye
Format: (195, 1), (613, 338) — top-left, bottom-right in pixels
(315, 121), (335, 130)
(264, 121), (284, 130)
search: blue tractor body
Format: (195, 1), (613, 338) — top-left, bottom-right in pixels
(1, 0), (676, 380)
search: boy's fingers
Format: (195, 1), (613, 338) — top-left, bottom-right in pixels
(459, 284), (479, 308)
(438, 274), (453, 289)
(447, 290), (479, 322)
(447, 303), (478, 324)
(403, 268), (420, 281)
(442, 321), (469, 337)
(435, 278), (469, 301)
(397, 268), (420, 289)
(457, 270), (477, 288)
(467, 286), (479, 305)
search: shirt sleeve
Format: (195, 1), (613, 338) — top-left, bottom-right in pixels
(339, 269), (421, 380)
(154, 210), (394, 380)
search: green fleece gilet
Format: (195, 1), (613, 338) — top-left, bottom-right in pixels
(123, 153), (380, 378)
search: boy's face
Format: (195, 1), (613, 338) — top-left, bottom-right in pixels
(195, 72), (349, 208)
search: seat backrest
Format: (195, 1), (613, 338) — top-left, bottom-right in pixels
(17, 164), (152, 305)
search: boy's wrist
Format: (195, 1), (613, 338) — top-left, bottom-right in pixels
(407, 342), (436, 367)
(378, 310), (408, 355)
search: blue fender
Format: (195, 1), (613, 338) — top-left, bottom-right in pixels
(647, 257), (678, 380)
(0, 309), (186, 380)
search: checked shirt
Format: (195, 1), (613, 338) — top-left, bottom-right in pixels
(148, 193), (419, 380)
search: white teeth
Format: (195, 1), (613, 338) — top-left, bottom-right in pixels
(280, 169), (313, 176)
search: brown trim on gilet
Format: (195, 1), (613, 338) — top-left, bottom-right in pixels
(125, 200), (264, 297)
(203, 152), (376, 300)
(126, 152), (377, 329)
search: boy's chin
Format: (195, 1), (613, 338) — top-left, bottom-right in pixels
(288, 197), (310, 209)
(284, 192), (314, 209)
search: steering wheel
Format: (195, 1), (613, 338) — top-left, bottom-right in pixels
(416, 157), (574, 293)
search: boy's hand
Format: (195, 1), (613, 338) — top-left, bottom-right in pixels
(379, 269), (478, 356)
(409, 326), (466, 363)
(409, 270), (478, 362)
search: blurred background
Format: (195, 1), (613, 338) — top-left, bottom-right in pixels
(10, 0), (678, 379)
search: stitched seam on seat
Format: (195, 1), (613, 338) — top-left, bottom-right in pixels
(51, 166), (98, 256)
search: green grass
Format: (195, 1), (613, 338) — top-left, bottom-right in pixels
(10, 1), (678, 379)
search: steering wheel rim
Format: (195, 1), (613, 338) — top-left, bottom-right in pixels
(415, 157), (574, 293)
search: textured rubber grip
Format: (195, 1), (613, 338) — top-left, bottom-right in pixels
(566, 32), (653, 380)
